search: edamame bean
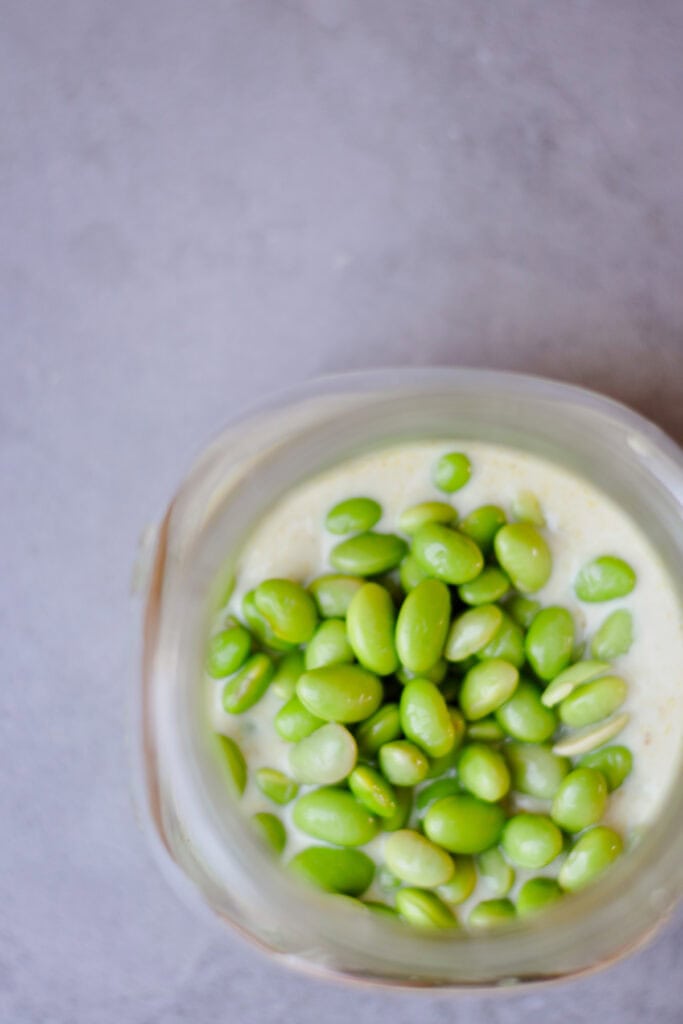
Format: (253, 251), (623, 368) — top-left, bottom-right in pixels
(541, 660), (610, 707)
(459, 505), (506, 553)
(355, 703), (402, 756)
(395, 888), (457, 928)
(575, 556), (636, 602)
(525, 607), (575, 681)
(425, 709), (466, 776)
(345, 583), (399, 676)
(222, 653), (275, 714)
(494, 523), (552, 593)
(289, 723), (358, 785)
(304, 619), (355, 670)
(505, 743), (569, 800)
(325, 497), (382, 535)
(382, 786), (413, 832)
(506, 595), (541, 631)
(255, 767), (299, 804)
(384, 830), (455, 888)
(398, 501), (457, 535)
(458, 743), (511, 803)
(242, 590), (293, 651)
(437, 856), (477, 904)
(558, 675), (627, 728)
(445, 605), (503, 662)
(206, 624), (252, 678)
(551, 767), (608, 833)
(252, 812), (287, 854)
(330, 532), (407, 576)
(478, 611), (526, 668)
(433, 451), (472, 493)
(495, 681), (557, 742)
(379, 741), (429, 786)
(501, 814), (563, 869)
(552, 712), (629, 757)
(580, 745), (633, 791)
(458, 567), (510, 607)
(467, 718), (506, 742)
(216, 734), (247, 795)
(399, 680), (456, 758)
(412, 523), (484, 584)
(293, 787), (379, 846)
(416, 777), (462, 811)
(399, 554), (431, 592)
(289, 846), (375, 895)
(309, 574), (364, 618)
(477, 847), (515, 898)
(468, 899), (516, 930)
(254, 579), (319, 644)
(516, 878), (563, 917)
(275, 695), (325, 742)
(591, 610), (634, 660)
(396, 580), (451, 673)
(459, 659), (519, 720)
(424, 795), (505, 854)
(558, 826), (623, 891)
(397, 658), (448, 686)
(297, 665), (383, 723)
(349, 765), (398, 818)
(272, 651), (305, 700)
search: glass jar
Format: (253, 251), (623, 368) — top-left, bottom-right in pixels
(135, 368), (683, 988)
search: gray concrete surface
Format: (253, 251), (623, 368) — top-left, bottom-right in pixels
(2, 1), (683, 1021)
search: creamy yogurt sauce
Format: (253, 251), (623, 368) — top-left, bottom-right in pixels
(208, 440), (683, 891)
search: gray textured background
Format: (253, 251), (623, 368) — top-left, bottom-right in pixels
(2, 1), (683, 1021)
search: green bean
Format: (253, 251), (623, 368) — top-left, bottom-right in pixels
(505, 743), (570, 800)
(396, 658), (448, 686)
(346, 582), (399, 675)
(348, 765), (398, 819)
(494, 523), (552, 593)
(478, 611), (526, 668)
(525, 606), (575, 681)
(216, 734), (247, 795)
(541, 660), (610, 708)
(575, 556), (636, 602)
(242, 589), (293, 651)
(591, 609), (634, 660)
(424, 794), (505, 854)
(468, 899), (516, 930)
(558, 675), (627, 728)
(458, 567), (510, 607)
(425, 709), (466, 776)
(382, 786), (413, 832)
(379, 740), (429, 786)
(558, 826), (623, 891)
(395, 580), (451, 673)
(477, 847), (515, 898)
(399, 554), (431, 592)
(304, 619), (355, 670)
(412, 523), (484, 585)
(384, 830), (455, 888)
(297, 665), (383, 723)
(325, 497), (382, 535)
(252, 812), (287, 854)
(309, 574), (364, 618)
(516, 878), (563, 918)
(289, 723), (357, 785)
(458, 743), (511, 803)
(416, 777), (462, 811)
(495, 680), (557, 742)
(330, 532), (407, 576)
(459, 659), (519, 721)
(289, 846), (375, 895)
(293, 787), (379, 846)
(437, 856), (477, 905)
(501, 814), (563, 869)
(206, 624), (252, 678)
(579, 745), (633, 791)
(222, 653), (275, 714)
(400, 679), (456, 758)
(274, 695), (325, 742)
(398, 501), (457, 535)
(466, 718), (506, 742)
(395, 888), (457, 928)
(355, 703), (402, 756)
(254, 579), (319, 644)
(272, 651), (305, 700)
(433, 451), (472, 493)
(552, 712), (629, 757)
(445, 605), (503, 662)
(459, 505), (506, 553)
(506, 595), (541, 631)
(255, 767), (299, 805)
(551, 767), (608, 833)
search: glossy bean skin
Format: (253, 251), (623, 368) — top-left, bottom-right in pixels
(458, 567), (510, 607)
(330, 532), (407, 576)
(309, 575), (364, 618)
(289, 846), (375, 895)
(459, 505), (506, 553)
(222, 653), (275, 714)
(591, 609), (634, 660)
(478, 611), (526, 668)
(325, 497), (382, 535)
(559, 826), (623, 891)
(506, 595), (541, 630)
(383, 829), (455, 887)
(216, 734), (247, 795)
(271, 651), (305, 700)
(399, 679), (456, 758)
(574, 556), (636, 602)
(412, 523), (485, 585)
(437, 856), (477, 904)
(297, 665), (383, 723)
(206, 624), (252, 678)
(381, 786), (413, 832)
(477, 847), (515, 898)
(379, 741), (430, 786)
(395, 888), (458, 928)
(289, 723), (358, 785)
(255, 767), (299, 804)
(399, 554), (431, 592)
(525, 607), (575, 681)
(433, 451), (472, 493)
(252, 812), (287, 854)
(458, 744), (511, 803)
(304, 619), (355, 670)
(395, 580), (451, 673)
(242, 589), (293, 650)
(355, 703), (402, 756)
(505, 743), (569, 800)
(445, 605), (503, 662)
(558, 675), (627, 728)
(416, 777), (462, 811)
(424, 794), (506, 854)
(346, 583), (399, 676)
(516, 878), (563, 917)
(293, 787), (379, 846)
(541, 660), (610, 708)
(349, 765), (398, 818)
(275, 695), (325, 742)
(501, 814), (563, 869)
(552, 712), (629, 757)
(551, 767), (608, 833)
(459, 659), (519, 721)
(495, 680), (557, 742)
(579, 745), (633, 791)
(254, 579), (319, 644)
(398, 501), (457, 535)
(468, 899), (516, 930)
(494, 523), (552, 593)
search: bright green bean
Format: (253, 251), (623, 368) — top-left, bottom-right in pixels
(297, 665), (383, 723)
(437, 856), (477, 904)
(274, 695), (324, 742)
(541, 660), (610, 707)
(222, 653), (275, 714)
(206, 624), (252, 678)
(506, 595), (541, 630)
(242, 589), (293, 651)
(293, 787), (379, 846)
(399, 679), (456, 758)
(558, 675), (627, 728)
(558, 826), (623, 891)
(459, 659), (520, 720)
(396, 658), (448, 686)
(552, 712), (629, 757)
(355, 703), (402, 756)
(579, 745), (633, 791)
(254, 579), (319, 644)
(304, 619), (355, 670)
(551, 767), (608, 833)
(216, 734), (247, 795)
(574, 556), (636, 602)
(255, 767), (299, 805)
(395, 580), (451, 673)
(416, 777), (462, 811)
(272, 651), (305, 700)
(379, 740), (430, 786)
(330, 532), (407, 576)
(346, 583), (399, 676)
(384, 829), (455, 888)
(458, 567), (510, 606)
(478, 611), (526, 668)
(433, 451), (472, 493)
(399, 554), (431, 592)
(477, 847), (515, 898)
(325, 497), (382, 535)
(466, 718), (506, 742)
(501, 814), (563, 869)
(395, 888), (457, 928)
(348, 765), (398, 819)
(412, 523), (484, 585)
(516, 878), (563, 917)
(252, 812), (287, 854)
(381, 786), (413, 832)
(495, 680), (557, 742)
(425, 709), (466, 776)
(468, 899), (516, 930)
(398, 501), (457, 535)
(445, 605), (503, 662)
(458, 744), (511, 803)
(494, 523), (552, 593)
(459, 505), (506, 553)
(505, 743), (570, 800)
(424, 794), (505, 854)
(289, 846), (375, 895)
(289, 723), (357, 785)
(309, 574), (364, 618)
(591, 609), (634, 660)
(525, 606), (575, 681)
